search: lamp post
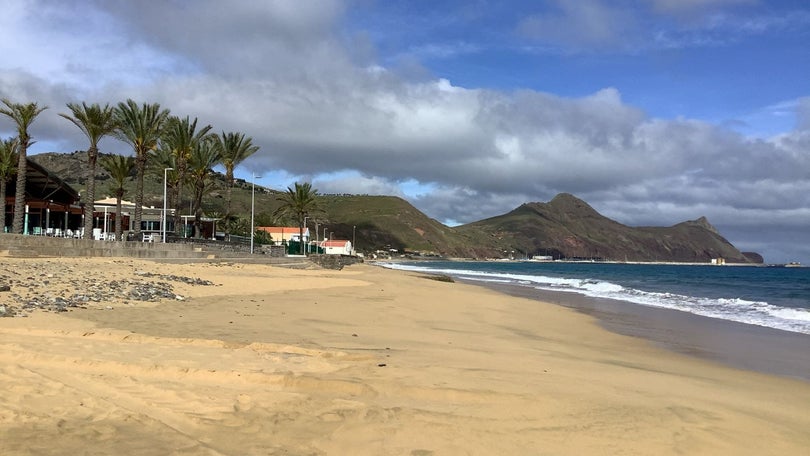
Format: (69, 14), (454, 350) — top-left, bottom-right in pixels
(352, 225), (356, 256)
(250, 173), (261, 254)
(162, 167), (173, 243)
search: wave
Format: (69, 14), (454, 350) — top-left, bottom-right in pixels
(379, 262), (810, 335)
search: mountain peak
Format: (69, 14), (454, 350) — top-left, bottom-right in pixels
(546, 193), (600, 216)
(549, 192), (584, 204)
(685, 216), (720, 235)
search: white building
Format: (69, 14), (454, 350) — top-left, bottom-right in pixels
(321, 239), (353, 255)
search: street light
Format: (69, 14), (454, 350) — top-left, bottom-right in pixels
(352, 225), (356, 255)
(163, 167), (173, 243)
(250, 173), (261, 254)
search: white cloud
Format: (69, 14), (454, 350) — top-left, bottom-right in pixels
(517, 0), (640, 50)
(313, 172), (407, 197)
(648, 0), (757, 16)
(796, 97), (810, 131)
(513, 0), (806, 54)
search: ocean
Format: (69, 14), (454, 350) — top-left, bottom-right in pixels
(379, 261), (810, 336)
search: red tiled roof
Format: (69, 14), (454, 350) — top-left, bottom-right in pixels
(257, 226), (301, 233)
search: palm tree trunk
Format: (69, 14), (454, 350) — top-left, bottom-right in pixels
(299, 221), (305, 255)
(11, 144), (27, 234)
(133, 154), (146, 237)
(173, 161), (187, 236)
(115, 195), (124, 241)
(193, 185), (204, 238)
(194, 212), (202, 238)
(173, 180), (182, 235)
(0, 177), (7, 230)
(83, 147), (98, 238)
(225, 174), (234, 235)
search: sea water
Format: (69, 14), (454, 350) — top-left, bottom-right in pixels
(379, 261), (810, 335)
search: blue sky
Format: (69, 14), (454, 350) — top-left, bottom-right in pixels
(348, 0), (809, 134)
(1, 0), (809, 263)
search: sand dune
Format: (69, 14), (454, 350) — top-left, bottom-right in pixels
(0, 258), (808, 455)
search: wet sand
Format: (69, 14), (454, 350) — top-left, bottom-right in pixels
(482, 281), (810, 381)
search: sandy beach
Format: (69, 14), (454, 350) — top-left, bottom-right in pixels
(0, 257), (808, 455)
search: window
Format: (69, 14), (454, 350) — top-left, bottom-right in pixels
(141, 220), (161, 231)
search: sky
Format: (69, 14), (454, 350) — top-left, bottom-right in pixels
(0, 0), (809, 263)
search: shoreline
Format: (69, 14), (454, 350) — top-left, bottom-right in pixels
(475, 279), (810, 381)
(377, 258), (801, 267)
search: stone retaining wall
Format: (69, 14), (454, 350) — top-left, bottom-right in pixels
(0, 235), (338, 269)
(307, 254), (364, 270)
(0, 234), (215, 259)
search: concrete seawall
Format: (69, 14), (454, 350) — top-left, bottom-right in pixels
(0, 234), (346, 269)
(0, 234), (212, 259)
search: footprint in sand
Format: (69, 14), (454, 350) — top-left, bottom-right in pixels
(233, 394), (253, 412)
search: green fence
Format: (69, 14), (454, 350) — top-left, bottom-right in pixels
(285, 240), (324, 255)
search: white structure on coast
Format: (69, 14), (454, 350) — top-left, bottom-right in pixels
(321, 239), (353, 255)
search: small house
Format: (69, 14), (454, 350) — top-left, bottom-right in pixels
(321, 239), (353, 255)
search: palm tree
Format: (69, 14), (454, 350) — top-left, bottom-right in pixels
(0, 137), (17, 230)
(187, 138), (221, 238)
(274, 182), (321, 255)
(213, 131), (259, 233)
(60, 102), (118, 238)
(100, 154), (135, 241)
(0, 99), (47, 234)
(162, 116), (212, 234)
(113, 99), (169, 238)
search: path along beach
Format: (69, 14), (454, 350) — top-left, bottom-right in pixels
(0, 257), (808, 455)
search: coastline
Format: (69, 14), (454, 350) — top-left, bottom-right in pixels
(1, 258), (809, 454)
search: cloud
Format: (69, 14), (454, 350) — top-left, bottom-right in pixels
(313, 172), (407, 197)
(410, 186), (531, 226)
(513, 0), (804, 53)
(648, 0), (757, 16)
(797, 97), (810, 131)
(94, 0), (347, 78)
(516, 0), (640, 50)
